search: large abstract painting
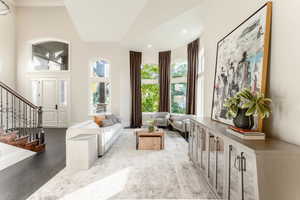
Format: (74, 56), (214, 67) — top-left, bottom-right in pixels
(211, 2), (272, 127)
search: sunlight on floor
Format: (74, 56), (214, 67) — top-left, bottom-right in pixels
(59, 168), (131, 200)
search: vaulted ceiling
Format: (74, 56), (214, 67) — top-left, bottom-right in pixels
(14, 0), (203, 51)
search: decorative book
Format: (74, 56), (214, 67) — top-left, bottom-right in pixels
(227, 127), (265, 140)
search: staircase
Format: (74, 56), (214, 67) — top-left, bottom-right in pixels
(0, 81), (45, 152)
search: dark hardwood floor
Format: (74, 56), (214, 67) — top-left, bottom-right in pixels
(0, 128), (66, 200)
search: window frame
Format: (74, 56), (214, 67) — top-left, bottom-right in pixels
(197, 48), (205, 117)
(170, 61), (188, 114)
(88, 58), (111, 116)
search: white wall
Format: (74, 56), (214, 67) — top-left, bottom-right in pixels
(142, 45), (187, 65)
(0, 3), (16, 88)
(198, 0), (300, 145)
(16, 7), (131, 125)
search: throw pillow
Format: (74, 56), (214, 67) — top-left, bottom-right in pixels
(94, 115), (105, 127)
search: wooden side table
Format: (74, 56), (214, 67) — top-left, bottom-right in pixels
(135, 129), (165, 150)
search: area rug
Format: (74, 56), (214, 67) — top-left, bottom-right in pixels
(27, 130), (216, 200)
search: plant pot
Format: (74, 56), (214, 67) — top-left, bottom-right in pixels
(148, 126), (155, 133)
(233, 108), (254, 130)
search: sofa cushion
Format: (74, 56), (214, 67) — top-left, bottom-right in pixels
(154, 112), (170, 118)
(106, 114), (121, 124)
(102, 119), (114, 127)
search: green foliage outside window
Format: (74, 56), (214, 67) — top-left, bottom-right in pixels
(141, 64), (159, 79)
(141, 64), (159, 112)
(140, 63), (188, 114)
(171, 83), (187, 114)
(171, 63), (188, 78)
(141, 84), (159, 112)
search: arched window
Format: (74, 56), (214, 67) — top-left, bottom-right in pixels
(89, 59), (111, 115)
(32, 41), (69, 71)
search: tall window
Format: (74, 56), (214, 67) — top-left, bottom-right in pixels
(170, 62), (188, 114)
(89, 60), (110, 115)
(197, 48), (205, 116)
(32, 41), (69, 71)
(141, 64), (159, 112)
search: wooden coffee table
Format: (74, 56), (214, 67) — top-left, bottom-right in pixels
(135, 129), (165, 150)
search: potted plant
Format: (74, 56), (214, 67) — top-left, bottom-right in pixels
(224, 88), (272, 130)
(148, 120), (156, 132)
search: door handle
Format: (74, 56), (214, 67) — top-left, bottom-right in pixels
(234, 155), (241, 171)
(55, 105), (58, 110)
(241, 153), (246, 172)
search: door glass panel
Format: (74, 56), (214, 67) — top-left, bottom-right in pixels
(59, 80), (67, 106)
(216, 137), (225, 198)
(31, 80), (40, 105)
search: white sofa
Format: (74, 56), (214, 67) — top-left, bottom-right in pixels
(66, 120), (123, 156)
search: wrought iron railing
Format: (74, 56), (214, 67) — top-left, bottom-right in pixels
(0, 81), (45, 147)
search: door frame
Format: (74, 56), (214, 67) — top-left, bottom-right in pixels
(26, 73), (71, 128)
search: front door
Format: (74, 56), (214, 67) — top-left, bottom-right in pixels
(31, 78), (69, 127)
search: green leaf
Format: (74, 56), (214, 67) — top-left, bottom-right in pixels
(246, 104), (256, 116)
(241, 101), (254, 109)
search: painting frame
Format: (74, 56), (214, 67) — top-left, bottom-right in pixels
(211, 2), (272, 131)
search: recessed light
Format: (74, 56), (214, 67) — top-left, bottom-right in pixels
(147, 44), (153, 48)
(182, 29), (188, 34)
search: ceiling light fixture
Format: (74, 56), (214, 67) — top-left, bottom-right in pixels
(147, 44), (152, 48)
(181, 29), (188, 34)
(0, 0), (10, 16)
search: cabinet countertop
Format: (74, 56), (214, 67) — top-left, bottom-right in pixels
(191, 117), (300, 155)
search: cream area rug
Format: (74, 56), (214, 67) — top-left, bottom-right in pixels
(27, 130), (216, 200)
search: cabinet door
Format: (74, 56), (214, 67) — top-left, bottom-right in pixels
(192, 124), (198, 163)
(189, 122), (197, 161)
(200, 128), (208, 172)
(198, 126), (207, 171)
(216, 137), (225, 198)
(241, 152), (258, 200)
(188, 122), (194, 159)
(228, 145), (241, 200)
(208, 133), (216, 186)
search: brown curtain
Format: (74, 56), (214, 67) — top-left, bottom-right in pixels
(159, 51), (171, 112)
(186, 38), (199, 115)
(130, 51), (142, 128)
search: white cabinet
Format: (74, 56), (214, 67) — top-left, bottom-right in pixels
(188, 117), (300, 200)
(227, 145), (258, 200)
